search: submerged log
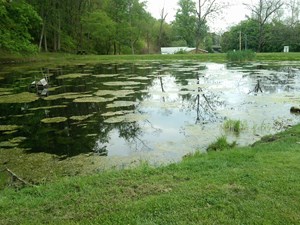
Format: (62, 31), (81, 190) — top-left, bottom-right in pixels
(290, 106), (300, 114)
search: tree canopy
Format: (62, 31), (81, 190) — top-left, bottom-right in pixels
(1, 0), (300, 55)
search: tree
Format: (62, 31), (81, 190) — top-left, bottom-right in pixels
(245, 0), (284, 52)
(82, 10), (116, 54)
(173, 0), (197, 47)
(195, 0), (227, 53)
(0, 0), (41, 54)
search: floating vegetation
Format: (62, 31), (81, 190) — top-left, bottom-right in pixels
(29, 105), (67, 111)
(41, 117), (67, 123)
(0, 137), (26, 148)
(0, 88), (13, 95)
(95, 89), (135, 97)
(56, 73), (91, 79)
(73, 96), (115, 103)
(45, 93), (92, 101)
(104, 116), (125, 124)
(223, 119), (247, 135)
(93, 74), (119, 78)
(128, 76), (151, 81)
(103, 81), (141, 86)
(104, 113), (147, 124)
(101, 110), (133, 117)
(0, 125), (20, 131)
(0, 92), (38, 104)
(106, 101), (136, 108)
(70, 114), (94, 121)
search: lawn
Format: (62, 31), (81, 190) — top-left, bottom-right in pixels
(1, 124), (300, 224)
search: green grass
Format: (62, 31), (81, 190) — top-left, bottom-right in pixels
(1, 124), (300, 224)
(223, 119), (247, 135)
(2, 52), (300, 66)
(227, 50), (256, 62)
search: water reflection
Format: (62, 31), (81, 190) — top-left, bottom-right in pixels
(0, 62), (300, 163)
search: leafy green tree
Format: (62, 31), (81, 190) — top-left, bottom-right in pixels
(82, 10), (116, 54)
(0, 0), (41, 54)
(173, 0), (196, 47)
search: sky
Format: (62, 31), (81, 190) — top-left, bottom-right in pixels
(145, 0), (253, 33)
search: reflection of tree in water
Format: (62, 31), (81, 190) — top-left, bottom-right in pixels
(194, 75), (224, 124)
(239, 65), (299, 94)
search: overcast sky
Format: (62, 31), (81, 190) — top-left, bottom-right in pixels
(145, 0), (253, 32)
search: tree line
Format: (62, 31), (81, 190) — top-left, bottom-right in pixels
(0, 0), (298, 55)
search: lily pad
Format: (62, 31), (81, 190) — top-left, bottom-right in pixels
(95, 89), (135, 97)
(103, 81), (141, 86)
(41, 117), (67, 123)
(45, 93), (92, 101)
(0, 92), (38, 104)
(104, 116), (125, 124)
(0, 125), (20, 131)
(106, 101), (136, 108)
(29, 105), (67, 111)
(73, 96), (115, 103)
(101, 110), (133, 117)
(56, 73), (91, 79)
(128, 76), (151, 81)
(70, 114), (94, 121)
(93, 74), (119, 78)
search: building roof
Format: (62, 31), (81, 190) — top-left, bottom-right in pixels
(161, 47), (196, 54)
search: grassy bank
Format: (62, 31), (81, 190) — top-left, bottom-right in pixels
(2, 52), (300, 65)
(1, 124), (300, 224)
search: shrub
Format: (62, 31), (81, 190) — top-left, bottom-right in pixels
(227, 50), (256, 62)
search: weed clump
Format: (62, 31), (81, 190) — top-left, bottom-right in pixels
(207, 136), (236, 152)
(222, 119), (247, 135)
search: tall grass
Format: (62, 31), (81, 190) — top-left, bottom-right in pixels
(222, 119), (247, 135)
(227, 50), (256, 62)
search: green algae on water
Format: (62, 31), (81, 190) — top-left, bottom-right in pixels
(70, 114), (94, 121)
(73, 96), (115, 103)
(56, 73), (91, 79)
(0, 92), (38, 104)
(41, 117), (67, 123)
(0, 125), (21, 131)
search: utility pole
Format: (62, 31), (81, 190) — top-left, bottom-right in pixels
(239, 31), (242, 51)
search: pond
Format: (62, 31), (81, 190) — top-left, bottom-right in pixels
(1, 61), (300, 175)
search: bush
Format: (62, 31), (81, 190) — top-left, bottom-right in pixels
(227, 50), (256, 62)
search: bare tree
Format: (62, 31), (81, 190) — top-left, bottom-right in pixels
(195, 0), (227, 53)
(158, 7), (168, 53)
(245, 0), (284, 52)
(286, 0), (300, 26)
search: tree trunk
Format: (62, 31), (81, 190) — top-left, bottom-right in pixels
(39, 22), (45, 52)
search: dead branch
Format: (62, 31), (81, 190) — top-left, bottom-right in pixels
(5, 168), (34, 187)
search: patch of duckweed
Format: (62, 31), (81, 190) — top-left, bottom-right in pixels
(92, 74), (119, 78)
(0, 125), (20, 131)
(70, 114), (94, 121)
(56, 73), (91, 79)
(128, 76), (151, 81)
(95, 89), (135, 97)
(45, 93), (92, 101)
(29, 105), (67, 111)
(0, 137), (26, 148)
(73, 96), (115, 103)
(41, 117), (67, 123)
(101, 110), (134, 117)
(103, 81), (141, 86)
(106, 101), (136, 108)
(103, 113), (147, 124)
(0, 92), (38, 104)
(104, 116), (125, 124)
